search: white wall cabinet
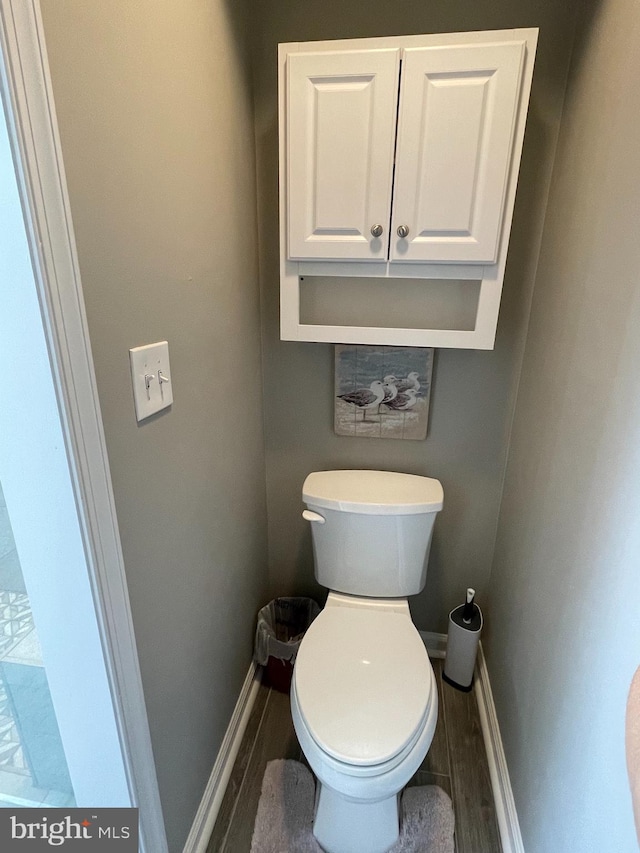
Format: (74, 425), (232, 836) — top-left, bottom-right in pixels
(279, 29), (538, 349)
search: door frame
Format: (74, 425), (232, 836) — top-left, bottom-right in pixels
(0, 2), (167, 850)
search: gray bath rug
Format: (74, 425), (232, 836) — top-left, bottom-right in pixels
(250, 759), (455, 853)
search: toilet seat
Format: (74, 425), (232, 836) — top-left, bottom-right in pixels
(293, 605), (433, 767)
(291, 678), (431, 782)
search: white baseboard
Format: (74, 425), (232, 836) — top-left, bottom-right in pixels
(182, 660), (262, 853)
(475, 642), (524, 853)
(421, 631), (523, 853)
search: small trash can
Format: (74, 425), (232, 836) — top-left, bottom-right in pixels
(254, 597), (320, 693)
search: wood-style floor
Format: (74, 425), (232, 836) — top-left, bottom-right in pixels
(207, 658), (502, 853)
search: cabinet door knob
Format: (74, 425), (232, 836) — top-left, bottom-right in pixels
(397, 224), (410, 239)
(370, 224), (384, 238)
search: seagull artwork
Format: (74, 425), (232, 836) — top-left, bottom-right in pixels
(337, 380), (386, 421)
(381, 380), (398, 405)
(394, 371), (421, 394)
(384, 388), (418, 411)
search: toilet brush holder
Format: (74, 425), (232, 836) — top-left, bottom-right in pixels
(443, 598), (483, 692)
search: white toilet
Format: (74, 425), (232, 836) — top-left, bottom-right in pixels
(291, 469), (444, 853)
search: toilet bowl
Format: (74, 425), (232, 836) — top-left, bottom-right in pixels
(291, 592), (437, 853)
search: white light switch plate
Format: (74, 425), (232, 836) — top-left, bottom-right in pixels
(129, 341), (173, 422)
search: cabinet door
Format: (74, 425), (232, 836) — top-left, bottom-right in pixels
(286, 49), (400, 261)
(390, 41), (525, 264)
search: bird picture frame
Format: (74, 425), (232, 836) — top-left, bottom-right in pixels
(334, 345), (433, 440)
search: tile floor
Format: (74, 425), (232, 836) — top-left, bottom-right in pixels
(208, 657), (502, 853)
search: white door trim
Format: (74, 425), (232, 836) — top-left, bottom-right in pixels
(0, 2), (167, 849)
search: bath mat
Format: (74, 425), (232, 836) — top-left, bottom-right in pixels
(250, 759), (455, 853)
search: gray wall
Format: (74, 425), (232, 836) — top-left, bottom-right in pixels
(39, 2), (267, 850)
(486, 0), (640, 848)
(250, 0), (579, 630)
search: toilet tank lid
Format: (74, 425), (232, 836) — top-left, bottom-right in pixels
(303, 470), (443, 515)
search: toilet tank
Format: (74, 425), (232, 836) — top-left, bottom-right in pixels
(302, 470), (443, 598)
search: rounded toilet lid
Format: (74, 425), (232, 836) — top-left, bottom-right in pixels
(294, 606), (433, 766)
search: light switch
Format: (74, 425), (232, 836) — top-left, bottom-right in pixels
(129, 341), (173, 422)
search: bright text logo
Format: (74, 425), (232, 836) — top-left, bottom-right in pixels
(0, 808), (137, 850)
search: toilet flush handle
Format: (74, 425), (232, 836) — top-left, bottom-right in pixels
(302, 509), (325, 524)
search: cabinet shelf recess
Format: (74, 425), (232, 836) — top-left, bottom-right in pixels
(299, 276), (481, 332)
